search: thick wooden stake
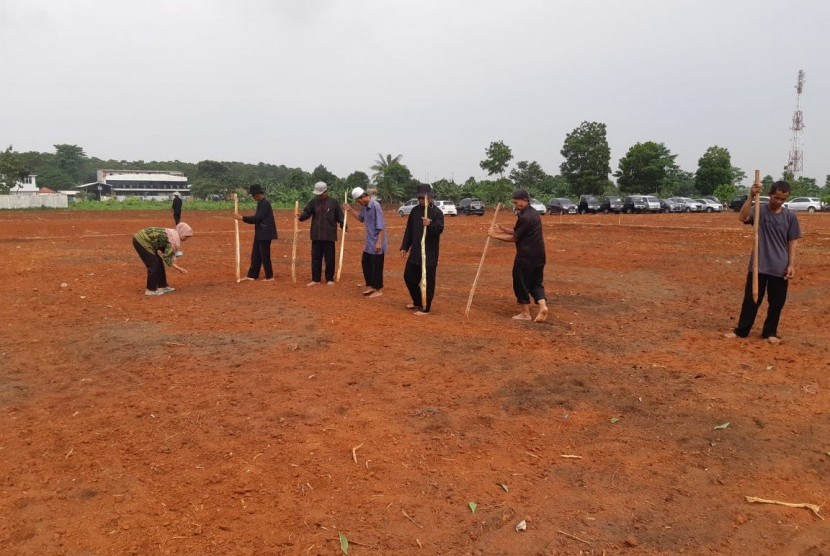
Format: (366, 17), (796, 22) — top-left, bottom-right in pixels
(234, 193), (241, 283)
(337, 190), (348, 282)
(464, 203), (502, 318)
(752, 169), (761, 302)
(419, 203), (428, 308)
(291, 200), (299, 284)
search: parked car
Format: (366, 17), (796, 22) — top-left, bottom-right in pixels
(695, 198), (724, 212)
(529, 198), (547, 215)
(660, 198), (683, 213)
(457, 197), (485, 216)
(434, 200), (457, 216)
(783, 197), (822, 212)
(398, 198), (418, 217)
(729, 194), (770, 211)
(599, 196), (623, 213)
(546, 198), (577, 214)
(667, 197), (702, 212)
(643, 196), (662, 212)
(622, 195), (648, 213)
(577, 195), (601, 214)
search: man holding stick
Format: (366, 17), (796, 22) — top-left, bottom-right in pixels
(488, 188), (549, 322)
(400, 183), (444, 315)
(343, 186), (386, 298)
(297, 181), (344, 286)
(234, 184), (278, 282)
(726, 180), (801, 344)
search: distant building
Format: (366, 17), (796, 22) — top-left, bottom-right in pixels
(77, 169), (189, 200)
(9, 174), (38, 194)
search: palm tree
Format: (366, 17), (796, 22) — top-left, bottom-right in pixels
(370, 153), (403, 183)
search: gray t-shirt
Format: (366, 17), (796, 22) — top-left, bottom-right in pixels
(746, 205), (802, 277)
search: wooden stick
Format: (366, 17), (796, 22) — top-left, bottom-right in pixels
(464, 202), (502, 318)
(336, 190), (348, 282)
(752, 170), (761, 302)
(291, 200), (299, 284)
(745, 496), (824, 520)
(419, 201), (429, 308)
(233, 193), (241, 283)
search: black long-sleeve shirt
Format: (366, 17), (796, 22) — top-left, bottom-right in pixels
(242, 197), (278, 240)
(400, 203), (444, 267)
(298, 197), (344, 242)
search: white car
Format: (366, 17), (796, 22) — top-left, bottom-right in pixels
(434, 200), (457, 216)
(529, 198), (547, 215)
(667, 197), (702, 212)
(783, 197), (822, 212)
(398, 199), (418, 217)
(695, 199), (724, 212)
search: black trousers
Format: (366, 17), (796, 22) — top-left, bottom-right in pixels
(734, 272), (789, 338)
(173, 211), (181, 225)
(404, 262), (437, 312)
(361, 252), (384, 290)
(247, 240), (273, 279)
(512, 262), (546, 305)
(311, 240), (336, 282)
(133, 238), (168, 290)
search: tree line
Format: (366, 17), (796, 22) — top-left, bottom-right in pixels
(2, 122), (828, 206)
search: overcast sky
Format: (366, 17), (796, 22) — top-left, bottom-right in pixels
(2, 0), (827, 186)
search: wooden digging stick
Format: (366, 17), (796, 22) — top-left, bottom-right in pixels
(336, 190), (348, 282)
(752, 169), (761, 302)
(233, 193), (241, 283)
(419, 203), (429, 308)
(464, 202), (502, 318)
(291, 200), (299, 284)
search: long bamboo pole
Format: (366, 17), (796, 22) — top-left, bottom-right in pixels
(234, 193), (241, 283)
(291, 200), (299, 284)
(336, 190), (348, 282)
(752, 169), (761, 302)
(419, 202), (429, 308)
(464, 202), (502, 318)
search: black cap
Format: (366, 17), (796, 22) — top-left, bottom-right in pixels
(416, 183), (432, 197)
(249, 184), (264, 195)
(511, 188), (529, 200)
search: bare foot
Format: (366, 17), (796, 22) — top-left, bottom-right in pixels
(414, 310), (429, 316)
(534, 306), (549, 323)
(405, 303), (416, 309)
(368, 290), (383, 298)
(723, 332), (737, 339)
(512, 313), (532, 321)
(239, 277), (255, 282)
(362, 289), (375, 296)
(766, 336), (782, 344)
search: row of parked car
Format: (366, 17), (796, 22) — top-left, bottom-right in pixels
(398, 194), (827, 218)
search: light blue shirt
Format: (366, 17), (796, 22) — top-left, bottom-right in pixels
(359, 199), (387, 254)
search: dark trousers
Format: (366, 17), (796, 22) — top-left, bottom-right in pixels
(311, 240), (336, 282)
(734, 272), (789, 338)
(133, 238), (168, 290)
(173, 211), (181, 225)
(361, 252), (385, 290)
(404, 262), (437, 312)
(247, 240), (273, 279)
(512, 262), (546, 305)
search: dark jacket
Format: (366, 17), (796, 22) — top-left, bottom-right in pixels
(400, 202), (444, 267)
(513, 206), (545, 268)
(243, 197), (278, 241)
(171, 196), (182, 215)
(298, 197), (344, 242)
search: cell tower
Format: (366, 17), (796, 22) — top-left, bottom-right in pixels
(786, 70), (805, 177)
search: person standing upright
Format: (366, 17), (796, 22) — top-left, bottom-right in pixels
(400, 183), (444, 315)
(488, 188), (549, 322)
(171, 192), (183, 225)
(343, 187), (386, 297)
(726, 180), (801, 344)
(234, 184), (278, 281)
(298, 181), (344, 286)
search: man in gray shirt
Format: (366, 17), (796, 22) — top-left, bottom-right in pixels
(727, 180), (801, 344)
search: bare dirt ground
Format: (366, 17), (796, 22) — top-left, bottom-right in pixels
(1, 207), (828, 556)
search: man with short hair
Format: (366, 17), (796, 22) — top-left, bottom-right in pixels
(488, 188), (549, 322)
(727, 180), (801, 344)
(344, 187), (386, 297)
(400, 183), (444, 315)
(234, 184), (278, 281)
(298, 181), (344, 286)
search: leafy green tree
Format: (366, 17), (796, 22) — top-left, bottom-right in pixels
(54, 144), (86, 182)
(659, 168), (696, 197)
(377, 162), (412, 203)
(370, 153), (402, 183)
(188, 179), (224, 200)
(731, 167), (746, 186)
(560, 121), (611, 196)
(35, 167), (76, 190)
(479, 140), (513, 178)
(535, 175), (571, 200)
(0, 146), (29, 192)
(615, 141), (677, 195)
(310, 164), (339, 189)
(694, 146), (734, 196)
(825, 175), (830, 189)
(430, 178), (464, 201)
(478, 178), (514, 206)
(791, 176), (818, 197)
(509, 160), (548, 191)
(343, 171), (370, 199)
(761, 175), (774, 189)
(713, 184), (737, 204)
(196, 160), (230, 181)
